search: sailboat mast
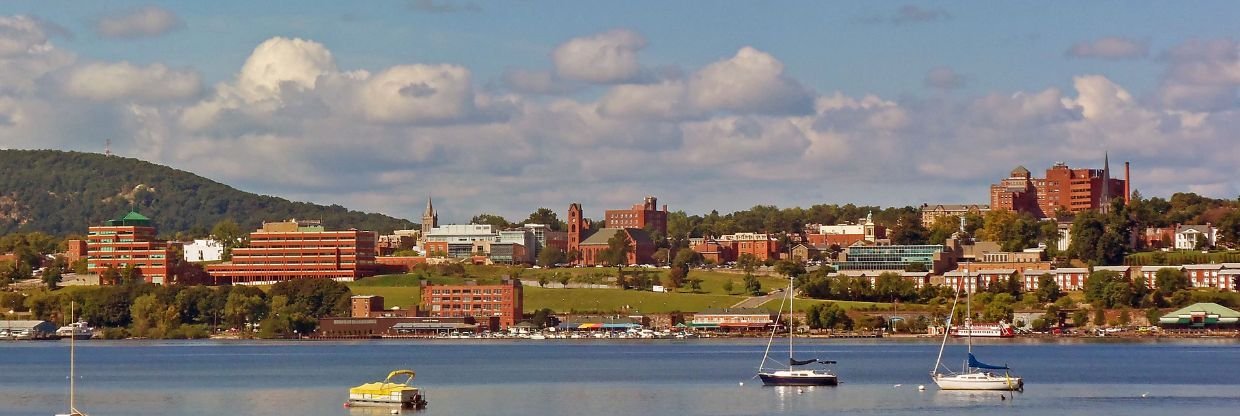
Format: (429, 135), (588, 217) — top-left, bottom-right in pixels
(966, 261), (972, 355)
(69, 301), (75, 412)
(788, 275), (794, 362)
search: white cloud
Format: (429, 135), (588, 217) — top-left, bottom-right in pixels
(94, 6), (183, 39)
(688, 47), (814, 115)
(4, 21), (1240, 222)
(552, 29), (647, 84)
(1066, 37), (1149, 60)
(1157, 38), (1240, 111)
(64, 62), (201, 102)
(0, 15), (74, 94)
(236, 37), (337, 102)
(357, 64), (475, 123)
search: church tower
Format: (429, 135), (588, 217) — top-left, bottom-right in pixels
(567, 203), (583, 260)
(421, 197), (438, 244)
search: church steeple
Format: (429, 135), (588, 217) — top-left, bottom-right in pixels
(421, 197), (438, 244)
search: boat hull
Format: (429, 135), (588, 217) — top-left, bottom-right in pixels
(933, 374), (1023, 391)
(346, 395), (427, 409)
(759, 372), (838, 386)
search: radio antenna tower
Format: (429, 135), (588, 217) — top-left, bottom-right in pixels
(105, 139), (112, 157)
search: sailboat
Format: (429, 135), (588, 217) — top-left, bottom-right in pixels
(931, 265), (1023, 391)
(757, 276), (838, 386)
(55, 301), (88, 416)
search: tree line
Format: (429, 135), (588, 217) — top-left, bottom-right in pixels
(2, 278), (352, 339)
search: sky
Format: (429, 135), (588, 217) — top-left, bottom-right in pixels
(2, 1), (1240, 224)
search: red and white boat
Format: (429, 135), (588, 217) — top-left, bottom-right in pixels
(950, 322), (1015, 338)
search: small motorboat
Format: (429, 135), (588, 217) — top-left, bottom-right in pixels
(347, 370), (428, 410)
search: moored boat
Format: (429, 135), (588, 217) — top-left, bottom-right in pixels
(57, 321), (93, 340)
(949, 323), (1015, 338)
(347, 370), (427, 409)
(757, 275), (838, 386)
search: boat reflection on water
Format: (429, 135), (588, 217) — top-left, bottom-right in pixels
(347, 406), (416, 415)
(932, 389), (1021, 406)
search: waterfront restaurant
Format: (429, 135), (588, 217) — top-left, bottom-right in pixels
(690, 308), (775, 332)
(1158, 303), (1240, 329)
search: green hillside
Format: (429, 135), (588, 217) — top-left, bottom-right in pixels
(0, 149), (415, 236)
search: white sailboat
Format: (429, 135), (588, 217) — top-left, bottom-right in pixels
(757, 276), (838, 386)
(55, 301), (88, 416)
(931, 265), (1023, 391)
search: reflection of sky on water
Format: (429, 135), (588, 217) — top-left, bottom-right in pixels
(4, 340), (1240, 415)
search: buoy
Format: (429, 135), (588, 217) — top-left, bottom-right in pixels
(797, 388), (804, 394)
(918, 385), (926, 391)
(1000, 394), (1006, 401)
(893, 384), (902, 388)
(738, 381), (744, 386)
(343, 402), (350, 408)
(1141, 392), (1149, 398)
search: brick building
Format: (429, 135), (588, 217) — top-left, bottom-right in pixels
(722, 233), (782, 262)
(577, 228), (656, 266)
(206, 219), (377, 285)
(919, 204), (990, 227)
(420, 277), (523, 330)
(604, 196), (668, 235)
(86, 211), (175, 285)
(567, 202), (656, 266)
(65, 239), (88, 263)
(989, 159), (1129, 218)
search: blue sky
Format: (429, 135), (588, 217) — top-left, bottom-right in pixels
(2, 1), (1239, 223)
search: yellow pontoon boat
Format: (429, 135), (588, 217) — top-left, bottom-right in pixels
(346, 370), (428, 409)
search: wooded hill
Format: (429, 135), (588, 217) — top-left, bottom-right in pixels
(0, 149), (415, 236)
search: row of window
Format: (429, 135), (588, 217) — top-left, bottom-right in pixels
(430, 297), (506, 303)
(430, 304), (507, 311)
(430, 288), (507, 295)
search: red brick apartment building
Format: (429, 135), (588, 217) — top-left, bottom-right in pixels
(990, 159), (1129, 218)
(207, 219), (377, 285)
(86, 211), (174, 284)
(420, 277), (522, 330)
(604, 196), (668, 235)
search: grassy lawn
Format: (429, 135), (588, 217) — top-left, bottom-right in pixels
(349, 266), (916, 314)
(522, 286), (747, 314)
(346, 285), (422, 309)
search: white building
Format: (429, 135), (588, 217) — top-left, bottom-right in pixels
(1175, 225), (1217, 250)
(183, 239), (224, 262)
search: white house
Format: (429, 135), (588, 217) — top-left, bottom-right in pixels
(183, 239), (224, 262)
(1175, 224), (1217, 250)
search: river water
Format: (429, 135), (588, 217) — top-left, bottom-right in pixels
(2, 338), (1238, 415)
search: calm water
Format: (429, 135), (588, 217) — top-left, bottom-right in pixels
(2, 338), (1238, 415)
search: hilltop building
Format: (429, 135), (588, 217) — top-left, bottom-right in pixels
(86, 211), (175, 285)
(567, 202), (658, 266)
(919, 204), (990, 227)
(1175, 224), (1217, 250)
(420, 197), (438, 246)
(989, 158), (1129, 218)
(577, 228), (656, 266)
(206, 219), (377, 285)
(806, 212), (886, 247)
(604, 196), (668, 235)
(834, 244), (955, 274)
